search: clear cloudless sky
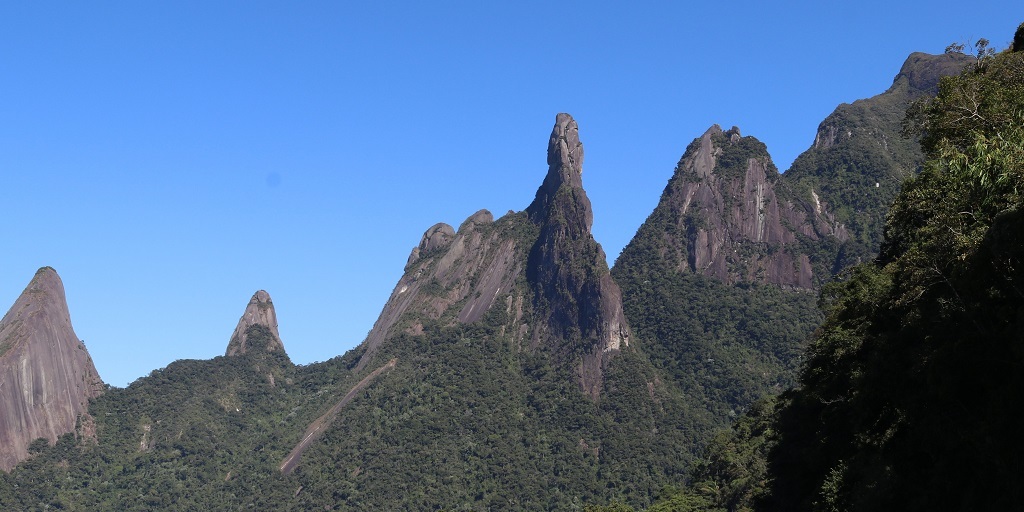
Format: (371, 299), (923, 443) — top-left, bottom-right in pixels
(1, 2), (1020, 386)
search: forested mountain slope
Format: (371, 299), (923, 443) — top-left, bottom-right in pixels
(626, 26), (1024, 512)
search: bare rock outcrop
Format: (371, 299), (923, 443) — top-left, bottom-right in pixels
(356, 208), (522, 371)
(0, 267), (104, 471)
(225, 290), (285, 356)
(638, 125), (843, 289)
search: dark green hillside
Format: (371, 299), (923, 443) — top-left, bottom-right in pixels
(784, 52), (971, 267)
(764, 39), (1024, 512)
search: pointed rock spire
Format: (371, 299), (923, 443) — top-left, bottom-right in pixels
(526, 112), (591, 228)
(525, 113), (631, 398)
(0, 267), (104, 471)
(225, 290), (284, 356)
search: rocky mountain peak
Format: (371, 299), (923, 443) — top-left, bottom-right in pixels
(354, 114), (631, 398)
(789, 51), (970, 267)
(526, 113), (591, 228)
(356, 207), (520, 371)
(225, 290), (285, 356)
(621, 126), (846, 289)
(0, 267), (104, 471)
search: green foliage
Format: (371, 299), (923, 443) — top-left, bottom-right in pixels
(785, 65), (931, 258)
(764, 33), (1024, 511)
(26, 438), (50, 455)
(634, 397), (777, 512)
(613, 209), (822, 473)
(911, 48), (1024, 160)
(711, 131), (779, 182)
(0, 279), (694, 511)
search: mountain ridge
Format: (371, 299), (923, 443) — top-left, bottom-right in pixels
(0, 48), (980, 510)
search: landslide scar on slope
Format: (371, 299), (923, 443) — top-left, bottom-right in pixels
(279, 358), (397, 475)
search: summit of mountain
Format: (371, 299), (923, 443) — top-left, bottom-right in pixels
(784, 51), (972, 263)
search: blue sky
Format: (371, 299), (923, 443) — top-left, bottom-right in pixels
(1, 2), (1019, 387)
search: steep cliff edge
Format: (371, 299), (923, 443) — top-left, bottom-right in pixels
(612, 126), (828, 430)
(225, 290), (285, 356)
(354, 208), (528, 371)
(0, 267), (104, 471)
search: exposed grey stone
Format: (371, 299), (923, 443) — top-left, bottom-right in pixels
(226, 290), (285, 356)
(0, 267), (104, 471)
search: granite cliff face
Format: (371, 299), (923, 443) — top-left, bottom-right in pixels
(0, 267), (104, 471)
(225, 290), (285, 356)
(356, 113), (630, 397)
(628, 125), (844, 289)
(355, 207), (526, 372)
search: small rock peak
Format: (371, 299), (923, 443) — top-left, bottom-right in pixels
(726, 126), (742, 143)
(24, 266), (66, 301)
(226, 290), (284, 356)
(459, 209), (494, 232)
(8, 267), (73, 332)
(702, 124), (724, 138)
(407, 223), (457, 269)
(33, 265), (59, 282)
(682, 125), (724, 180)
(527, 113), (589, 223)
(547, 112), (584, 180)
(419, 223), (456, 253)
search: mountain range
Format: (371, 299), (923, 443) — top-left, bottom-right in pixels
(0, 49), (976, 510)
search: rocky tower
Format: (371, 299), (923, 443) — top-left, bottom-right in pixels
(525, 113), (630, 397)
(225, 290), (284, 356)
(355, 113), (630, 397)
(0, 267), (104, 471)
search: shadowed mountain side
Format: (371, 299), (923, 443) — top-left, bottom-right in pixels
(784, 51), (971, 265)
